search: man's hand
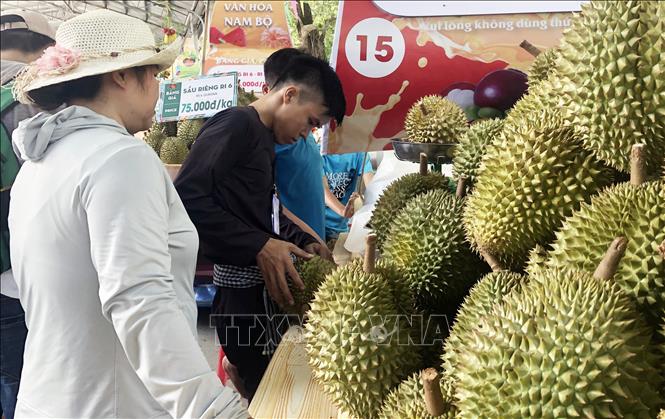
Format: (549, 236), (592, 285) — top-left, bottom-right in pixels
(342, 192), (360, 218)
(256, 238), (313, 308)
(304, 242), (334, 262)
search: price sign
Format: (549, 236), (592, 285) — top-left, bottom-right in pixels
(345, 17), (405, 78)
(155, 72), (238, 122)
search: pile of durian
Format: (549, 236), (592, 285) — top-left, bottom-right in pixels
(143, 118), (204, 164)
(293, 1), (664, 418)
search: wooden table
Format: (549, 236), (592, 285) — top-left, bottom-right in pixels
(248, 326), (339, 419)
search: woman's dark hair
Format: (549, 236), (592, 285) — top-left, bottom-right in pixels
(28, 66), (152, 110)
(0, 16), (55, 54)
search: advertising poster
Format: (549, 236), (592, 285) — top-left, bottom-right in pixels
(325, 0), (585, 154)
(204, 1), (293, 93)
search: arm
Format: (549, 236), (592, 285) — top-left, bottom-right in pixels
(282, 205), (324, 245)
(282, 205), (333, 261)
(323, 176), (356, 219)
(174, 111), (269, 267)
(83, 146), (247, 419)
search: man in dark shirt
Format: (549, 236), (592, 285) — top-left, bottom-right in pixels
(175, 55), (345, 400)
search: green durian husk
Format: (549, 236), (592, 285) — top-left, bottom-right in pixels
(383, 189), (489, 314)
(404, 95), (467, 144)
(159, 136), (189, 164)
(305, 259), (421, 419)
(144, 122), (167, 154)
(463, 107), (613, 270)
(452, 118), (504, 186)
(454, 268), (664, 418)
(527, 47), (559, 85)
(555, 0), (665, 175)
(526, 180), (665, 328)
(286, 256), (336, 317)
(176, 118), (205, 147)
(379, 371), (457, 419)
(370, 172), (449, 249)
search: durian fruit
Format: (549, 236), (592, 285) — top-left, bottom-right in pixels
(369, 172), (449, 249)
(555, 0), (665, 175)
(528, 179), (664, 326)
(454, 266), (664, 418)
(285, 256), (335, 316)
(159, 136), (189, 164)
(379, 371), (457, 419)
(144, 121), (167, 154)
(237, 85), (258, 106)
(452, 118), (504, 186)
(463, 107), (613, 270)
(383, 189), (489, 313)
(527, 47), (559, 85)
(176, 118), (205, 147)
(305, 240), (420, 419)
(404, 95), (467, 143)
(441, 271), (527, 380)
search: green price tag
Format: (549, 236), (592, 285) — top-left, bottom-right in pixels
(162, 82), (182, 119)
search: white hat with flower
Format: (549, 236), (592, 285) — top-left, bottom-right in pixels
(13, 9), (182, 103)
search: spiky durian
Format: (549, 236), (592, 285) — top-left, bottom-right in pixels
(441, 271), (527, 379)
(527, 47), (559, 85)
(555, 0), (665, 174)
(176, 118), (205, 147)
(404, 95), (467, 143)
(454, 268), (664, 418)
(159, 136), (189, 164)
(527, 180), (664, 327)
(305, 259), (420, 418)
(463, 108), (613, 270)
(144, 121), (167, 154)
(286, 256), (335, 316)
(452, 118), (504, 186)
(383, 189), (489, 313)
(369, 172), (449, 248)
(379, 371), (457, 419)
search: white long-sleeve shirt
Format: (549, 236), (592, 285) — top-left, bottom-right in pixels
(9, 106), (246, 418)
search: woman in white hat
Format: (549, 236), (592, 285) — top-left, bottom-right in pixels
(8, 10), (247, 418)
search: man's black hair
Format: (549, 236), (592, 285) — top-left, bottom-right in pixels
(263, 48), (304, 87)
(0, 15), (54, 54)
(272, 55), (346, 125)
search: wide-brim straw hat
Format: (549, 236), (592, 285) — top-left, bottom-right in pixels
(14, 9), (182, 104)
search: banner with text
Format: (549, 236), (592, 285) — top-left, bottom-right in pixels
(204, 1), (293, 93)
(324, 0), (583, 154)
(156, 73), (238, 122)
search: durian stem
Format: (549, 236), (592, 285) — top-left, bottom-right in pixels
(519, 40), (542, 57)
(630, 144), (647, 186)
(480, 249), (504, 272)
(364, 234), (377, 273)
(420, 102), (429, 116)
(593, 237), (628, 280)
(421, 368), (447, 417)
(456, 176), (468, 199)
(419, 153), (429, 176)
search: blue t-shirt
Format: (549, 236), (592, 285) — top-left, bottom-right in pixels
(322, 152), (373, 239)
(274, 133), (326, 240)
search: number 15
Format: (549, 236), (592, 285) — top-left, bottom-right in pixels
(356, 35), (394, 63)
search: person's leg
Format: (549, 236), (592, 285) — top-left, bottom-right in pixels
(0, 294), (28, 419)
(213, 286), (273, 401)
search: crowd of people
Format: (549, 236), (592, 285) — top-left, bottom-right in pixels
(0, 7), (373, 419)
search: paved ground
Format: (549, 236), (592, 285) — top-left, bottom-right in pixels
(196, 307), (219, 371)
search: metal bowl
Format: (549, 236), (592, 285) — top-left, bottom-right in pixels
(391, 140), (456, 164)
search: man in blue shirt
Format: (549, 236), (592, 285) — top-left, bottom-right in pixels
(268, 49), (327, 242)
(322, 152), (374, 241)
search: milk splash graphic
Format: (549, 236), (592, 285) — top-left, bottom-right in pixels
(325, 80), (409, 154)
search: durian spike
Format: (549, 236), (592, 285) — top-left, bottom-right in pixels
(456, 176), (468, 199)
(630, 144), (646, 186)
(364, 233), (377, 273)
(480, 249), (504, 272)
(421, 368), (447, 416)
(519, 40), (541, 57)
(593, 237), (628, 280)
(419, 153), (429, 176)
